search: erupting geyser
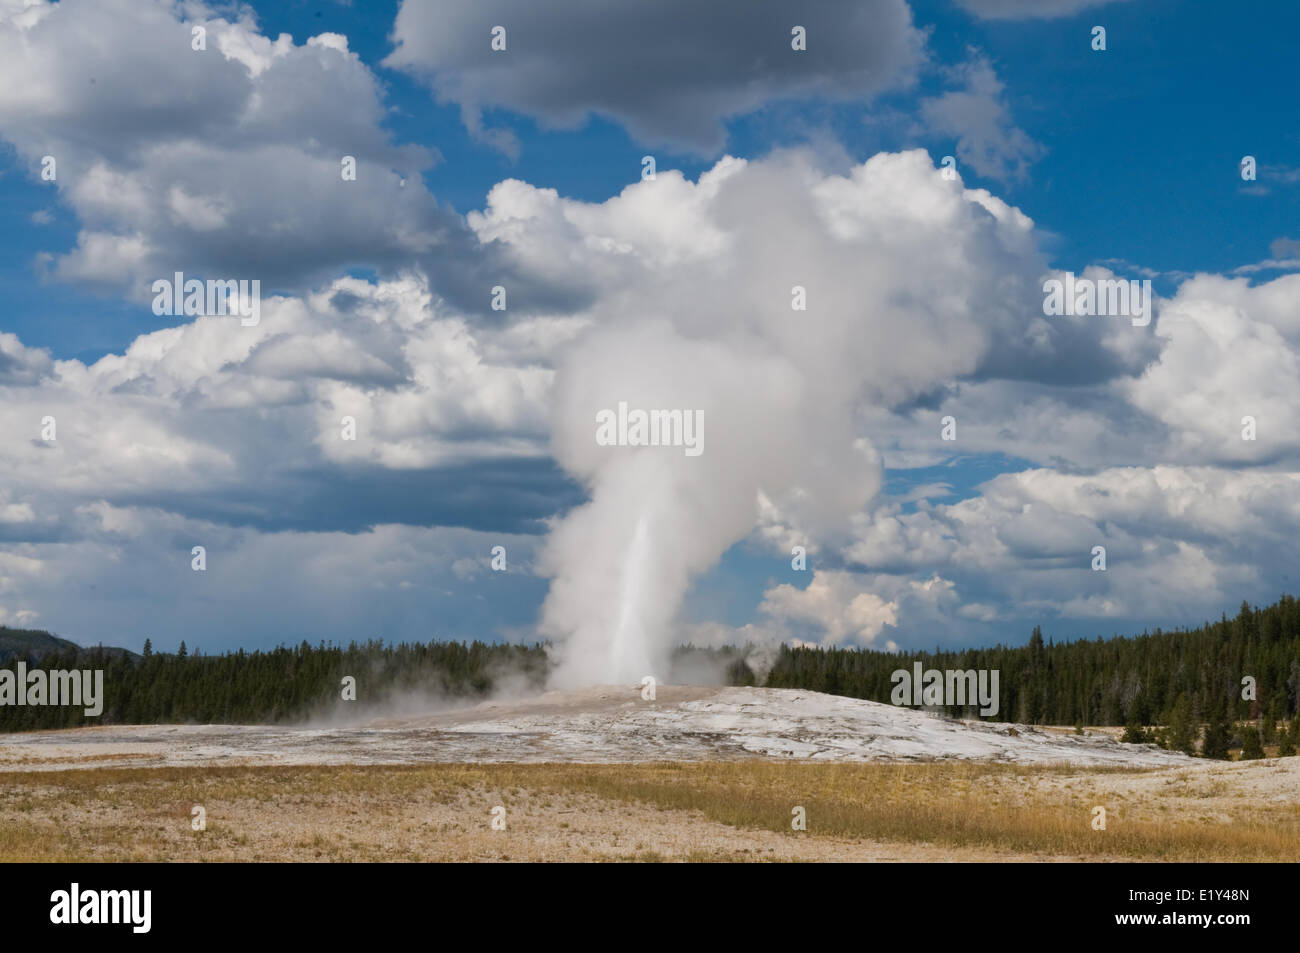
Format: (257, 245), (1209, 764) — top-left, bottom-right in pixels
(534, 150), (1044, 689)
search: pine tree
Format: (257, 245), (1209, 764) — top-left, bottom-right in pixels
(1261, 709), (1277, 744)
(1121, 714), (1147, 744)
(1167, 693), (1196, 755)
(1280, 717), (1299, 757)
(142, 638), (152, 658)
(1201, 698), (1232, 759)
(1240, 723), (1265, 759)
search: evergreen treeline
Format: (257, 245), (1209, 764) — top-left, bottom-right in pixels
(5, 595), (1300, 754)
(0, 638), (547, 731)
(753, 597), (1300, 739)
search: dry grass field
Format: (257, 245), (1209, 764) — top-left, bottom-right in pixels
(2, 756), (1297, 862)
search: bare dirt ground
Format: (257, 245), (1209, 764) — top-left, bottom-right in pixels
(0, 773), (1082, 862)
(1, 757), (1295, 862)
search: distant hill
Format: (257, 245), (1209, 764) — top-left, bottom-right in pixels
(0, 626), (134, 663)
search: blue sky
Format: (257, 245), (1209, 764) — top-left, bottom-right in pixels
(7, 0), (1296, 363)
(1, 0), (1298, 666)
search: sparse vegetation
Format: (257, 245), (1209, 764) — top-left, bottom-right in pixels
(0, 759), (1296, 862)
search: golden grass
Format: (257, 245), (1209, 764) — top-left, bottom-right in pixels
(554, 760), (1300, 861)
(0, 760), (1294, 862)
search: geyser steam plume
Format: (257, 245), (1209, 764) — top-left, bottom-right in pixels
(535, 150), (1042, 688)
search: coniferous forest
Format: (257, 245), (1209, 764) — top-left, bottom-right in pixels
(748, 596), (1300, 759)
(758, 596), (1300, 732)
(0, 638), (547, 731)
(2, 596), (1299, 761)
